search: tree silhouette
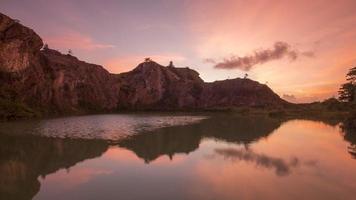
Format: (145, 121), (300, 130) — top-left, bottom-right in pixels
(168, 61), (174, 67)
(244, 73), (248, 79)
(339, 66), (356, 102)
(43, 43), (49, 50)
(144, 57), (151, 62)
(339, 83), (355, 102)
(346, 66), (356, 83)
(67, 49), (73, 56)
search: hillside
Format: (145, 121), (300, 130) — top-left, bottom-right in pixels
(0, 12), (288, 119)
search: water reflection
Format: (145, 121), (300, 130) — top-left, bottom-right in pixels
(0, 114), (207, 140)
(214, 147), (299, 176)
(0, 114), (284, 199)
(0, 114), (355, 200)
(0, 134), (108, 200)
(117, 115), (284, 163)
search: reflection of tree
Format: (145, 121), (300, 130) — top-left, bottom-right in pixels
(0, 134), (108, 200)
(117, 115), (284, 163)
(348, 146), (356, 159)
(341, 118), (356, 159)
(214, 147), (299, 176)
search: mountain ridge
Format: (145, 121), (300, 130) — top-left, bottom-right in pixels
(0, 12), (288, 119)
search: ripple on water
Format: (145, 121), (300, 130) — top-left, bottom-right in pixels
(0, 114), (208, 140)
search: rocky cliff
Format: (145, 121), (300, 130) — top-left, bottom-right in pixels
(117, 61), (286, 110)
(117, 61), (204, 110)
(0, 13), (43, 73)
(201, 78), (284, 108)
(0, 12), (288, 119)
(0, 13), (119, 119)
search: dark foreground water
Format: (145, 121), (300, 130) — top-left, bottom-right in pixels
(0, 114), (355, 200)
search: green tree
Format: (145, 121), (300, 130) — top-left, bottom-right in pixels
(339, 66), (356, 102)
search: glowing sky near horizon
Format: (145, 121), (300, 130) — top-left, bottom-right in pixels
(1, 0), (356, 103)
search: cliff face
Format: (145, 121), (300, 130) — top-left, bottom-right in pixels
(0, 48), (119, 117)
(0, 12), (287, 118)
(201, 79), (284, 108)
(117, 61), (204, 109)
(0, 13), (43, 73)
(117, 61), (287, 110)
(0, 13), (118, 119)
(40, 49), (119, 112)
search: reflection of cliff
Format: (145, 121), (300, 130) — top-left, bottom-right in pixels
(118, 125), (202, 163)
(0, 134), (108, 200)
(117, 115), (284, 163)
(202, 115), (283, 144)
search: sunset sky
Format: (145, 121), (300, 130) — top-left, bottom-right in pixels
(1, 0), (356, 103)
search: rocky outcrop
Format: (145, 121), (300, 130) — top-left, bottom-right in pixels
(117, 61), (287, 110)
(0, 12), (288, 119)
(117, 61), (204, 109)
(0, 48), (119, 116)
(40, 49), (119, 112)
(201, 78), (284, 108)
(0, 13), (119, 118)
(0, 13), (43, 72)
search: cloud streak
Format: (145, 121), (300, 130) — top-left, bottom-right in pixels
(44, 31), (115, 51)
(206, 41), (314, 71)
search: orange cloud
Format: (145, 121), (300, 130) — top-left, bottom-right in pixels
(278, 81), (340, 103)
(185, 0), (356, 102)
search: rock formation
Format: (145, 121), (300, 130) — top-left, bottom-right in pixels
(0, 14), (43, 73)
(0, 13), (119, 119)
(201, 78), (284, 108)
(117, 61), (204, 109)
(0, 12), (288, 119)
(117, 61), (286, 110)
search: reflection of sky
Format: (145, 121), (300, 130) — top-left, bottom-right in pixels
(1, 0), (356, 102)
(34, 120), (356, 200)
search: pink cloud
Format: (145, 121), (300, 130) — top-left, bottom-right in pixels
(43, 31), (115, 51)
(206, 41), (314, 71)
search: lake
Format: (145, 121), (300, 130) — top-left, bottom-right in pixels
(0, 113), (355, 200)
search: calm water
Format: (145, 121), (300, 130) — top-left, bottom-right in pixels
(0, 114), (355, 200)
